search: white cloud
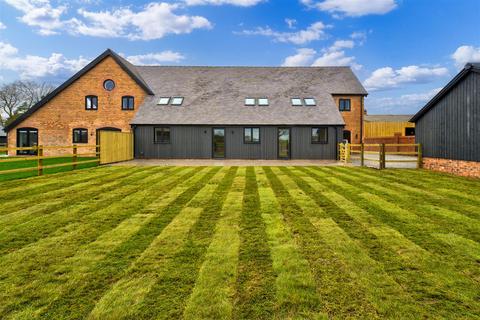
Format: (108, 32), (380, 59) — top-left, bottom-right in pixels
(301, 0), (397, 17)
(451, 45), (480, 69)
(285, 18), (297, 29)
(364, 66), (449, 91)
(282, 48), (317, 67)
(5, 0), (67, 35)
(0, 22), (6, 30)
(312, 50), (360, 70)
(366, 88), (442, 114)
(125, 51), (185, 65)
(184, 0), (263, 6)
(237, 21), (329, 45)
(4, 1), (212, 40)
(0, 42), (89, 79)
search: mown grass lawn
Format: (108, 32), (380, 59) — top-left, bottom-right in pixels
(0, 166), (479, 319)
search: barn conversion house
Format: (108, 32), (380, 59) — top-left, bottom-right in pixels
(411, 63), (479, 177)
(5, 49), (367, 160)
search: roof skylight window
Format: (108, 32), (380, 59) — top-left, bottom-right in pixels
(171, 97), (184, 106)
(258, 98), (269, 106)
(304, 98), (316, 106)
(291, 98), (303, 106)
(245, 98), (256, 106)
(158, 97), (170, 105)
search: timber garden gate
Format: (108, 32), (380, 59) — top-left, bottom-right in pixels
(99, 131), (134, 164)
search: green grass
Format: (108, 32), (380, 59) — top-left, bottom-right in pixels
(0, 156), (98, 181)
(0, 166), (479, 319)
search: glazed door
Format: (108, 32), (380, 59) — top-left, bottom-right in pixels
(278, 128), (291, 159)
(213, 128), (226, 158)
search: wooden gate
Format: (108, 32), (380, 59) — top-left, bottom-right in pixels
(99, 131), (134, 164)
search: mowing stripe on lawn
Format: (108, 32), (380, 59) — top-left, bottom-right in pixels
(298, 167), (480, 318)
(87, 168), (229, 319)
(183, 176), (245, 319)
(128, 167), (239, 320)
(233, 166), (276, 320)
(432, 233), (480, 262)
(0, 167), (169, 255)
(257, 167), (323, 319)
(37, 166), (223, 319)
(274, 167), (418, 318)
(0, 167), (197, 317)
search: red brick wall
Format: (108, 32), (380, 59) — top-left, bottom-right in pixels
(7, 56), (147, 156)
(423, 157), (480, 178)
(332, 95), (364, 144)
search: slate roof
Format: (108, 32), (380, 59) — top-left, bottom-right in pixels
(132, 66), (367, 126)
(411, 63), (480, 122)
(364, 114), (414, 122)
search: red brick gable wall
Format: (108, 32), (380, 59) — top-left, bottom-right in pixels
(7, 56), (148, 155)
(332, 95), (364, 144)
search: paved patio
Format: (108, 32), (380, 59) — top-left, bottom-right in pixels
(110, 159), (340, 166)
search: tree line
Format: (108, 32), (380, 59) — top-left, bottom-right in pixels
(0, 81), (55, 127)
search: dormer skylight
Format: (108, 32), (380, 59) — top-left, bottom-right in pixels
(171, 97), (184, 106)
(158, 97), (170, 105)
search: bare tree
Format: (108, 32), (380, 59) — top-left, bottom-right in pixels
(0, 81), (55, 126)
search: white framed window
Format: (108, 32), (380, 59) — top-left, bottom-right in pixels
(258, 98), (269, 106)
(245, 98), (256, 106)
(304, 98), (316, 106)
(158, 97), (170, 105)
(171, 97), (184, 106)
(291, 98), (303, 106)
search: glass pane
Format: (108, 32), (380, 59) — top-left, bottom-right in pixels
(213, 129), (225, 158)
(312, 128), (319, 142)
(319, 128), (327, 143)
(18, 130), (28, 147)
(278, 128), (290, 158)
(304, 98), (316, 106)
(171, 97), (184, 105)
(291, 98), (302, 106)
(244, 128), (252, 143)
(104, 80), (115, 91)
(158, 97), (170, 105)
(245, 98), (255, 106)
(258, 98), (269, 106)
(252, 128), (260, 142)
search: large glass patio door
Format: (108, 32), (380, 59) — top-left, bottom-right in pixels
(213, 128), (226, 158)
(17, 128), (38, 155)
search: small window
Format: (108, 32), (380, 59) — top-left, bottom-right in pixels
(85, 96), (98, 110)
(244, 127), (260, 144)
(291, 98), (303, 106)
(304, 98), (316, 106)
(158, 97), (170, 105)
(339, 99), (351, 111)
(154, 127), (170, 144)
(258, 98), (269, 106)
(405, 127), (415, 136)
(122, 96), (134, 110)
(73, 128), (88, 144)
(103, 79), (115, 91)
(311, 127), (328, 144)
(245, 98), (256, 106)
(171, 97), (184, 106)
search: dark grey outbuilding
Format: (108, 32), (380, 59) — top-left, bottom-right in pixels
(132, 66), (367, 160)
(411, 63), (480, 162)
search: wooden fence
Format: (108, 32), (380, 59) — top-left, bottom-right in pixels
(364, 121), (415, 137)
(339, 143), (422, 169)
(99, 131), (133, 164)
(0, 145), (100, 176)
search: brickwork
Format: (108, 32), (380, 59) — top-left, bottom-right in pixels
(423, 157), (480, 178)
(7, 56), (147, 156)
(332, 95), (364, 144)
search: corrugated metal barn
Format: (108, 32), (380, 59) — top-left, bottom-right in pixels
(411, 63), (480, 162)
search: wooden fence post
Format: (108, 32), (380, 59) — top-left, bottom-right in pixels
(72, 145), (77, 170)
(379, 143), (385, 170)
(360, 143), (365, 167)
(346, 143), (350, 164)
(417, 143), (423, 169)
(37, 145), (43, 176)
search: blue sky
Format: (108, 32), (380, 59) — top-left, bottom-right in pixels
(0, 0), (479, 114)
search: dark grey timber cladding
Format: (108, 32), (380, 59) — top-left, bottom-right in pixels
(134, 125), (343, 160)
(416, 72), (479, 161)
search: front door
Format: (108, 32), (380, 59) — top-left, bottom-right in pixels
(278, 128), (291, 159)
(213, 128), (226, 158)
(17, 128), (38, 155)
(343, 130), (351, 143)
